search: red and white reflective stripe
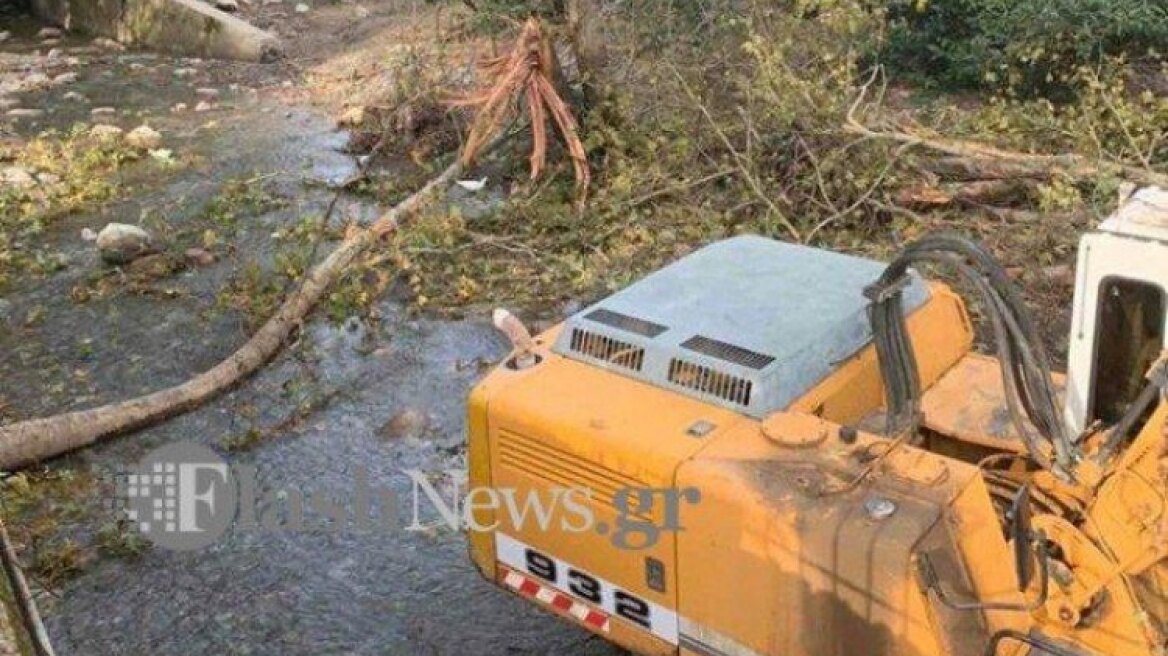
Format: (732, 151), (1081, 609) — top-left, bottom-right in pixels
(503, 569), (612, 632)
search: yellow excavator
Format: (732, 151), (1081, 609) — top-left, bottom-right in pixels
(465, 187), (1168, 656)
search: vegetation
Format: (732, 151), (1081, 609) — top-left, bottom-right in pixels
(886, 0), (1168, 94)
(0, 128), (139, 290)
(344, 0), (1159, 333)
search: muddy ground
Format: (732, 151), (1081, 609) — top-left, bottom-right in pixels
(1, 2), (623, 654)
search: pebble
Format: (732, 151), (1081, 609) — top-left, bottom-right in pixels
(215, 0), (240, 10)
(46, 48), (63, 59)
(1, 166), (36, 189)
(173, 67), (197, 77)
(184, 248), (216, 267)
(379, 408), (429, 440)
(337, 105), (364, 127)
(89, 124), (125, 140)
(126, 125), (162, 150)
(6, 108), (45, 118)
(22, 72), (52, 88)
(92, 37), (125, 51)
(62, 91), (87, 102)
(53, 72), (79, 85)
(0, 31), (10, 43)
(195, 87), (220, 99)
(37, 27), (63, 39)
(194, 101), (214, 112)
(295, 2), (309, 12)
(91, 107), (117, 115)
(171, 102), (188, 113)
(96, 223), (155, 265)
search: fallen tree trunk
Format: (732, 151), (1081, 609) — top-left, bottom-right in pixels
(844, 78), (1168, 190)
(846, 119), (1168, 189)
(0, 157), (468, 470)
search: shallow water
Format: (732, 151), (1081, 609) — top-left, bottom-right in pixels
(1, 15), (622, 656)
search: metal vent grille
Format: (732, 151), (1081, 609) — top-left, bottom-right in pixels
(497, 429), (652, 520)
(668, 358), (753, 406)
(585, 308), (668, 338)
(569, 328), (645, 371)
(681, 335), (775, 370)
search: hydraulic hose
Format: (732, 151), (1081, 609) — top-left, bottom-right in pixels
(866, 234), (1077, 474)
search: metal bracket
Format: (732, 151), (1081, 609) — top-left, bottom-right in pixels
(863, 274), (913, 304)
(916, 533), (1050, 613)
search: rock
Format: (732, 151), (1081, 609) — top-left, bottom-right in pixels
(89, 124), (124, 141)
(0, 31), (10, 43)
(194, 101), (214, 112)
(171, 103), (188, 113)
(36, 172), (60, 185)
(1, 167), (36, 189)
(96, 223), (154, 265)
(125, 125), (162, 150)
(81, 228), (98, 241)
(91, 107), (117, 116)
(184, 248), (215, 267)
(215, 0), (240, 10)
(195, 87), (220, 99)
(21, 72), (52, 89)
(173, 67), (198, 78)
(38, 27), (63, 39)
(93, 37), (125, 51)
(336, 105), (365, 127)
(295, 2), (309, 12)
(5, 108), (44, 119)
(355, 4), (370, 18)
(46, 48), (63, 60)
(62, 91), (87, 102)
(52, 72), (78, 85)
(379, 408), (429, 440)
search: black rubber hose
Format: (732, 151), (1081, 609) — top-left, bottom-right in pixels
(867, 233), (1076, 472)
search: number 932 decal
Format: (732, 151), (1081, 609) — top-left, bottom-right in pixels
(495, 533), (679, 644)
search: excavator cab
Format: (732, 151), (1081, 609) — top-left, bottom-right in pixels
(466, 188), (1168, 656)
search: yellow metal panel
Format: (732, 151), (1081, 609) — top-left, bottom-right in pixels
(675, 417), (974, 656)
(789, 284), (973, 426)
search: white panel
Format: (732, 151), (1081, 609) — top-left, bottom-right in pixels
(495, 532), (679, 644)
(1065, 231), (1168, 436)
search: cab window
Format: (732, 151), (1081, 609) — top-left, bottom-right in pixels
(1089, 278), (1166, 425)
